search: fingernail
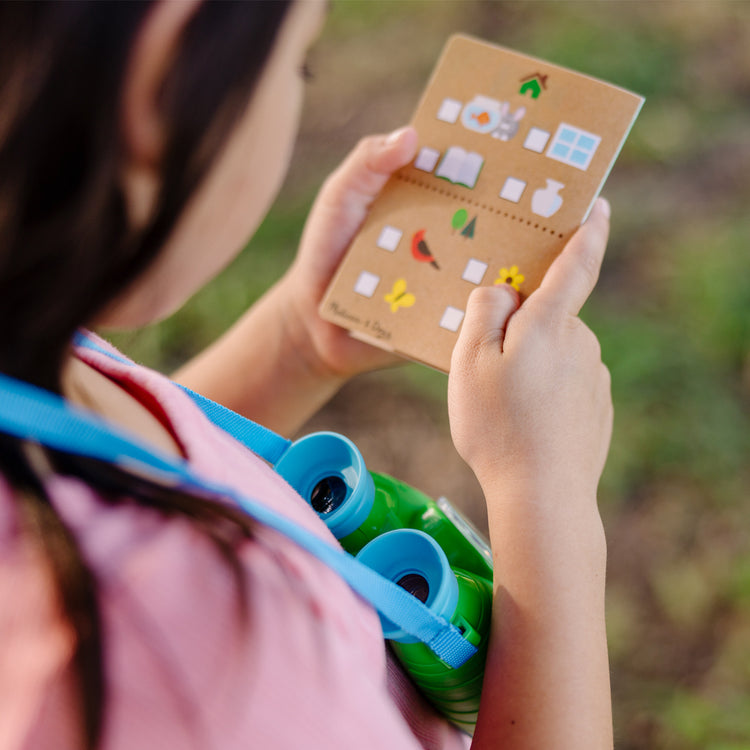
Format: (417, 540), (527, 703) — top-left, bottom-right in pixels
(385, 126), (409, 146)
(598, 197), (611, 219)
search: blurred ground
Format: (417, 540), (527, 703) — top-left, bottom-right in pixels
(107, 2), (750, 748)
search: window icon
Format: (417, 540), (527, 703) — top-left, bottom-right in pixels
(546, 123), (601, 171)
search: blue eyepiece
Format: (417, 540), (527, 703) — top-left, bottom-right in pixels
(274, 431), (375, 539)
(356, 529), (459, 643)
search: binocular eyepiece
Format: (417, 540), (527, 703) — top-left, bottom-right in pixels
(275, 431), (375, 539)
(310, 475), (348, 514)
(274, 431), (492, 735)
(355, 528), (460, 642)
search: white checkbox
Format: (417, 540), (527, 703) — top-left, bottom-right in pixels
(376, 225), (402, 252)
(436, 98), (462, 124)
(462, 259), (488, 285)
(353, 271), (380, 298)
(439, 306), (465, 332)
(415, 147), (441, 173)
(524, 127), (551, 153)
(499, 177), (527, 203)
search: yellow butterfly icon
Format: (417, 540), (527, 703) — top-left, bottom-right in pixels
(384, 278), (416, 313)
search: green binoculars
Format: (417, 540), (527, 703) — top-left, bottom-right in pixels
(275, 431), (493, 734)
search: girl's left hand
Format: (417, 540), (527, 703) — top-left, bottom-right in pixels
(280, 126), (418, 378)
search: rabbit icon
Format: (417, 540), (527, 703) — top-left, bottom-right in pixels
(491, 102), (526, 141)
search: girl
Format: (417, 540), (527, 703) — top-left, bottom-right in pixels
(0, 2), (614, 749)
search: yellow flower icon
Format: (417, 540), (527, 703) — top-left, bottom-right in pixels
(494, 265), (525, 291)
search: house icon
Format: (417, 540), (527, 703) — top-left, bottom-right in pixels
(519, 73), (549, 99)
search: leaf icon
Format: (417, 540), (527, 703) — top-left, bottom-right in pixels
(452, 208), (468, 231)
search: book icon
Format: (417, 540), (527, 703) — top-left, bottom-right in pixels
(435, 146), (484, 189)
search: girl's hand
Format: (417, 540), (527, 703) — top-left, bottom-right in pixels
(453, 200), (614, 750)
(280, 127), (418, 378)
(448, 199), (613, 510)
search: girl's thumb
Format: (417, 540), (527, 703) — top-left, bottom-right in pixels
(451, 285), (519, 368)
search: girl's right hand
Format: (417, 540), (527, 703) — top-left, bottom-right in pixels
(447, 198), (613, 513)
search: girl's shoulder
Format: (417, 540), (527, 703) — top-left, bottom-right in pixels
(0, 335), (469, 750)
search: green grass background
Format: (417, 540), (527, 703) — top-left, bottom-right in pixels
(106, 2), (750, 747)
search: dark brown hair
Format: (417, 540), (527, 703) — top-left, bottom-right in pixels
(0, 1), (292, 747)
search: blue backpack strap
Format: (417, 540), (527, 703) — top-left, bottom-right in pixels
(0, 371), (477, 669)
(175, 385), (291, 465)
(72, 331), (134, 366)
(73, 332), (291, 465)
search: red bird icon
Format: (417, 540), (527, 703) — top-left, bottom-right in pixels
(411, 230), (440, 269)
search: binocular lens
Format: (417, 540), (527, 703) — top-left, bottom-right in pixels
(310, 476), (348, 514)
(397, 573), (430, 604)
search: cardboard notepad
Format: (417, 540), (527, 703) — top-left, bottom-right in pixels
(320, 34), (644, 372)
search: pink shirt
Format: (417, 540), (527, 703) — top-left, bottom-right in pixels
(0, 334), (470, 750)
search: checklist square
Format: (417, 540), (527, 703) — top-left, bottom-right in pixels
(376, 225), (402, 252)
(415, 147), (440, 173)
(524, 127), (551, 153)
(436, 98), (462, 124)
(499, 177), (526, 203)
(462, 259), (488, 285)
(353, 271), (380, 298)
(439, 306), (465, 332)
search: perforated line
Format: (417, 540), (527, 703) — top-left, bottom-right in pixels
(396, 173), (565, 239)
